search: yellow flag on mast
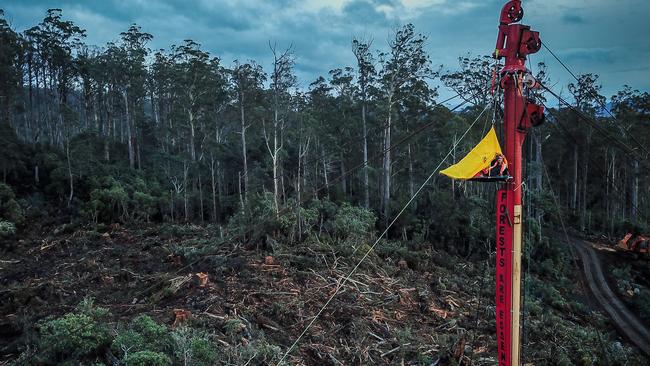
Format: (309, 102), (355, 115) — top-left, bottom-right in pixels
(440, 126), (507, 180)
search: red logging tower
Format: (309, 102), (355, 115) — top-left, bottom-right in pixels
(493, 1), (544, 365)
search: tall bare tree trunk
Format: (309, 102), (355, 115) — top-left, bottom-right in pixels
(238, 171), (245, 210)
(240, 99), (249, 204)
(362, 101), (370, 208)
(198, 172), (204, 223)
(210, 155), (218, 222)
(104, 91), (112, 162)
(340, 157), (347, 196)
(188, 104), (196, 161)
(272, 147), (279, 217)
(322, 148), (329, 199)
(382, 96), (393, 223)
(296, 175), (301, 242)
(170, 189), (175, 222)
(124, 90), (135, 169)
(66, 142), (74, 207)
(183, 162), (189, 222)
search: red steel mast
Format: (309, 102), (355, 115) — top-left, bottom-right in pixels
(493, 1), (544, 365)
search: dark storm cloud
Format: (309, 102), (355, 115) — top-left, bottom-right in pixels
(342, 0), (390, 24)
(562, 48), (616, 64)
(2, 0), (649, 100)
(561, 13), (585, 24)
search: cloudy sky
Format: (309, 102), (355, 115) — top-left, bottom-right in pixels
(2, 0), (650, 102)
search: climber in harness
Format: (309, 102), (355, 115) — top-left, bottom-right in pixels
(439, 126), (511, 182)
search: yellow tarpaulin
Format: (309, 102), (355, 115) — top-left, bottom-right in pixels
(440, 126), (504, 180)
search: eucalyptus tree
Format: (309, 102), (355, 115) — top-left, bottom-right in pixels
(75, 48), (96, 131)
(398, 74), (437, 199)
(201, 56), (229, 222)
(441, 55), (494, 107)
(101, 43), (128, 161)
(307, 76), (334, 199)
(329, 67), (356, 197)
(119, 24), (153, 169)
(168, 40), (224, 221)
(265, 44), (295, 217)
(0, 10), (23, 182)
(231, 60), (266, 205)
(31, 9), (86, 205)
(150, 50), (175, 149)
(89, 49), (113, 162)
(352, 37), (376, 208)
(171, 40), (209, 162)
(567, 73), (605, 229)
(611, 87), (650, 223)
(377, 24), (435, 223)
(291, 91), (312, 236)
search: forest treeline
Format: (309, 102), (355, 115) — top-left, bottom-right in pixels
(0, 8), (649, 243)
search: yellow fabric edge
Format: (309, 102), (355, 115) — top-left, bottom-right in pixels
(439, 126), (503, 180)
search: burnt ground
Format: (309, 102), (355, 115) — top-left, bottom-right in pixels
(0, 224), (496, 365)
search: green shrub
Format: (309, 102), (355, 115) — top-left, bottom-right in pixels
(112, 315), (170, 358)
(38, 299), (111, 362)
(232, 338), (282, 364)
(112, 329), (147, 355)
(85, 177), (129, 223)
(612, 265), (632, 293)
(632, 290), (650, 322)
(170, 326), (218, 366)
(133, 191), (157, 222)
(0, 220), (16, 238)
(124, 350), (172, 366)
(132, 315), (169, 348)
(226, 192), (277, 235)
(0, 182), (24, 225)
(159, 223), (203, 239)
(224, 318), (245, 338)
(227, 192), (322, 240)
(328, 203), (376, 239)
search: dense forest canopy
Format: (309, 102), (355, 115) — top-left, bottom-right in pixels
(0, 7), (649, 241)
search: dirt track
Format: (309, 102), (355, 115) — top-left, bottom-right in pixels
(572, 239), (650, 356)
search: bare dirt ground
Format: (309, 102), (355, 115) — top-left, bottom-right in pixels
(572, 238), (650, 356)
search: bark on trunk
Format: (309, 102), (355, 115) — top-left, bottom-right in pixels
(124, 90), (135, 169)
(189, 106), (196, 161)
(240, 100), (248, 204)
(198, 173), (204, 223)
(66, 142), (74, 207)
(183, 162), (189, 222)
(210, 155), (218, 222)
(362, 102), (370, 209)
(382, 97), (393, 223)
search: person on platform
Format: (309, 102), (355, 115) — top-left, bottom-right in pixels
(482, 153), (509, 178)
